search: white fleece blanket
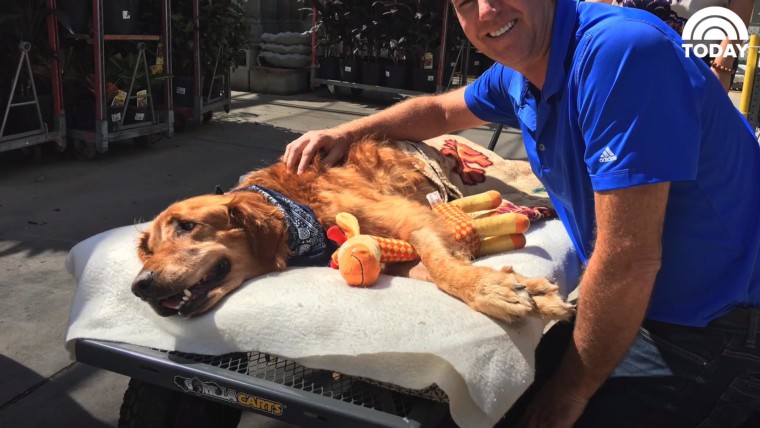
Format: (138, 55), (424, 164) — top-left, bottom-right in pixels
(65, 219), (580, 428)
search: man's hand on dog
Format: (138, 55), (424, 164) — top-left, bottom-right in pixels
(285, 129), (351, 174)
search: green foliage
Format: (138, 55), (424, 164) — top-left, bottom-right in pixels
(169, 0), (251, 77)
(106, 50), (170, 92)
(302, 0), (351, 58)
(304, 0), (461, 66)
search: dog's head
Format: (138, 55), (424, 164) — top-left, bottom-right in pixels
(132, 193), (288, 317)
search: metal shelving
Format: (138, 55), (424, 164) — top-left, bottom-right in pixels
(0, 0), (67, 157)
(64, 0), (173, 159)
(172, 0), (231, 132)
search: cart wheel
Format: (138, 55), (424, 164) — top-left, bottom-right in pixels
(54, 138), (67, 153)
(174, 113), (187, 133)
(118, 378), (242, 428)
(133, 134), (160, 148)
(71, 138), (96, 161)
(202, 111), (214, 124)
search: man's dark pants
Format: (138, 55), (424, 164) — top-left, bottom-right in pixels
(500, 307), (760, 427)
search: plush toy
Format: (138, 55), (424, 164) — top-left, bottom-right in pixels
(327, 212), (418, 287)
(327, 190), (530, 287)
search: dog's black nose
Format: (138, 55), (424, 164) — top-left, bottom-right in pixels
(132, 270), (156, 299)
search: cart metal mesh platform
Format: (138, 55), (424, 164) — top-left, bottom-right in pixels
(75, 339), (455, 427)
(167, 349), (449, 414)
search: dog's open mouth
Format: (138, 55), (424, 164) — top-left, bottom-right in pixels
(157, 258), (231, 317)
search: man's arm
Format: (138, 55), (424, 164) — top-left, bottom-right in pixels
(728, 0), (754, 29)
(284, 86), (487, 173)
(521, 182), (669, 427)
(333, 86), (485, 142)
(712, 0), (754, 91)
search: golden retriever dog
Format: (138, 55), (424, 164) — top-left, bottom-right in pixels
(132, 139), (573, 322)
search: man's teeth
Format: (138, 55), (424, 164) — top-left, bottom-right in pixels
(490, 21), (515, 37)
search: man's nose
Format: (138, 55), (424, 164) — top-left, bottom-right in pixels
(479, 0), (500, 21)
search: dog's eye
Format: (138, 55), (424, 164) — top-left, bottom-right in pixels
(178, 221), (196, 232)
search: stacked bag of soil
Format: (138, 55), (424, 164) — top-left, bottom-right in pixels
(258, 32), (311, 69)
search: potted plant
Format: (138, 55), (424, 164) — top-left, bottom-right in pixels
(103, 47), (171, 129)
(336, 2), (363, 83)
(357, 4), (384, 86)
(408, 2), (440, 93)
(303, 0), (344, 80)
(375, 0), (415, 89)
(169, 0), (250, 108)
(58, 41), (167, 133)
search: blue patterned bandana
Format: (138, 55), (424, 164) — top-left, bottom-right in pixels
(231, 185), (335, 266)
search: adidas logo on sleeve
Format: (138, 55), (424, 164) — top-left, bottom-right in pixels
(599, 147), (618, 163)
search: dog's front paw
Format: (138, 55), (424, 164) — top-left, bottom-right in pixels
(467, 269), (536, 323)
(508, 269), (575, 321)
(466, 268), (574, 322)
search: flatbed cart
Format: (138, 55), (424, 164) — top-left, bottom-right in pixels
(1, 0), (67, 158)
(1, 0), (68, 158)
(64, 0), (173, 160)
(73, 338), (456, 427)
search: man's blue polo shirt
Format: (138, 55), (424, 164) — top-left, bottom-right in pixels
(464, 0), (760, 326)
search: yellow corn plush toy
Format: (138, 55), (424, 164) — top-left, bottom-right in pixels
(434, 190), (529, 257)
(328, 190), (530, 287)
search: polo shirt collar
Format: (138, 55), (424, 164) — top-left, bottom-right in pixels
(542, 0), (577, 102)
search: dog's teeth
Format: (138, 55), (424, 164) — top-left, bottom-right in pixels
(183, 289), (192, 297)
(182, 296), (190, 302)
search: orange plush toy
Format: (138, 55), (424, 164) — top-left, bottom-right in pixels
(327, 212), (418, 287)
(327, 190), (530, 287)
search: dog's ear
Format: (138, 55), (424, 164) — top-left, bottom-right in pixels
(137, 230), (151, 262)
(227, 196), (289, 271)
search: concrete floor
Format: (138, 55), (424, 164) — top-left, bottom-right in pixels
(0, 87), (514, 427)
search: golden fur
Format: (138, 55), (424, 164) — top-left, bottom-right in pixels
(132, 139), (573, 322)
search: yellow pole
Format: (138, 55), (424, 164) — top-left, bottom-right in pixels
(739, 34), (759, 119)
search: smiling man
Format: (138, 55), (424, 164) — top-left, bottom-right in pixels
(285, 0), (760, 426)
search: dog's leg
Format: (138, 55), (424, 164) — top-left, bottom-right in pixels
(406, 227), (536, 322)
(351, 197), (573, 322)
(383, 261), (431, 281)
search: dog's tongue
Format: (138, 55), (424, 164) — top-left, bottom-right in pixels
(161, 295), (184, 310)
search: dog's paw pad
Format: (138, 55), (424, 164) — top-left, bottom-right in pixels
(532, 293), (575, 321)
(470, 281), (534, 322)
(518, 275), (559, 296)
